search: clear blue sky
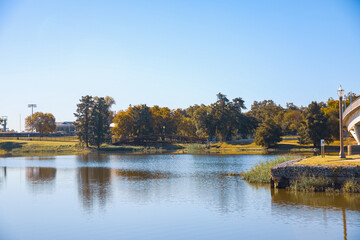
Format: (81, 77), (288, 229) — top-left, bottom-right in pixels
(1, 0), (360, 131)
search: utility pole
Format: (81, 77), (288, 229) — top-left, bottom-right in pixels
(28, 104), (37, 132)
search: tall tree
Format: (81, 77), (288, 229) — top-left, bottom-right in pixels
(211, 93), (248, 141)
(112, 105), (153, 138)
(131, 105), (153, 136)
(192, 104), (215, 139)
(25, 112), (56, 134)
(254, 118), (282, 147)
(322, 99), (340, 141)
(104, 96), (116, 124)
(299, 101), (331, 147)
(173, 109), (197, 137)
(247, 100), (284, 124)
(150, 106), (176, 135)
(111, 109), (133, 138)
(282, 109), (303, 135)
(74, 95), (94, 147)
(90, 97), (111, 148)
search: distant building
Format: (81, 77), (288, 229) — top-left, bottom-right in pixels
(56, 122), (76, 134)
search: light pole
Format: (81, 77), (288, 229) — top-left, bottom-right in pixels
(337, 86), (346, 158)
(1, 116), (7, 132)
(28, 104), (37, 132)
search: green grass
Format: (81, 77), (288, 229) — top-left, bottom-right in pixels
(184, 144), (206, 152)
(289, 175), (334, 192)
(342, 178), (360, 193)
(241, 156), (294, 183)
(288, 176), (360, 193)
(0, 139), (84, 156)
(0, 140), (184, 156)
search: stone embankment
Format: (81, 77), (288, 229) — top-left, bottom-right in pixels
(270, 159), (360, 188)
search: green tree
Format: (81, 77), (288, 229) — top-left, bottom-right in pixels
(192, 104), (215, 139)
(297, 122), (310, 145)
(254, 118), (282, 147)
(322, 99), (339, 141)
(282, 109), (303, 135)
(104, 96), (116, 124)
(192, 93), (253, 141)
(74, 95), (94, 147)
(173, 109), (197, 137)
(211, 93), (249, 141)
(25, 112), (56, 134)
(89, 97), (111, 148)
(131, 105), (153, 136)
(247, 100), (284, 124)
(299, 101), (331, 147)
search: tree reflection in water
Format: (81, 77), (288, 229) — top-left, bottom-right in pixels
(77, 153), (112, 211)
(26, 167), (57, 193)
(270, 188), (360, 211)
(270, 188), (359, 240)
(0, 167), (6, 187)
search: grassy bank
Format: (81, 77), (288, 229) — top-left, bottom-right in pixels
(0, 140), (85, 156)
(0, 140), (183, 156)
(240, 154), (360, 193)
(0, 135), (353, 156)
(241, 156), (295, 183)
(175, 136), (346, 155)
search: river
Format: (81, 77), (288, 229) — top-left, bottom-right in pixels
(0, 154), (359, 240)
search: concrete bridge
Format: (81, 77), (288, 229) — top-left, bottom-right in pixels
(343, 97), (360, 144)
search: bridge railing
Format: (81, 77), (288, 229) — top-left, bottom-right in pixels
(343, 97), (360, 122)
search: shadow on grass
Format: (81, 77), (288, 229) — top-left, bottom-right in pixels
(101, 142), (184, 152)
(218, 140), (254, 146)
(0, 142), (25, 152)
(276, 143), (340, 152)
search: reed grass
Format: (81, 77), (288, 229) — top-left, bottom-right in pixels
(342, 178), (360, 193)
(241, 156), (294, 183)
(289, 175), (334, 192)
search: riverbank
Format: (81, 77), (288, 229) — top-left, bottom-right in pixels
(0, 136), (350, 156)
(176, 136), (344, 155)
(240, 156), (360, 193)
(0, 140), (178, 156)
(0, 140), (85, 156)
(270, 157), (360, 192)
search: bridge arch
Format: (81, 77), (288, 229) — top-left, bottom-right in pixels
(343, 97), (360, 144)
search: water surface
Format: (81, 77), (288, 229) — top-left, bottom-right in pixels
(0, 154), (359, 240)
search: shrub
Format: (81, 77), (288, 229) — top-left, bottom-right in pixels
(185, 144), (206, 152)
(342, 178), (360, 193)
(254, 118), (282, 148)
(241, 156), (293, 183)
(289, 175), (334, 192)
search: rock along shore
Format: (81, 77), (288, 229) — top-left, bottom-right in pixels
(270, 159), (360, 188)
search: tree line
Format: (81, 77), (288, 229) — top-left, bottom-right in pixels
(24, 92), (358, 148)
(109, 92), (358, 148)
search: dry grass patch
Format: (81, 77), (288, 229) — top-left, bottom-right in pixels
(296, 155), (360, 166)
(211, 142), (262, 149)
